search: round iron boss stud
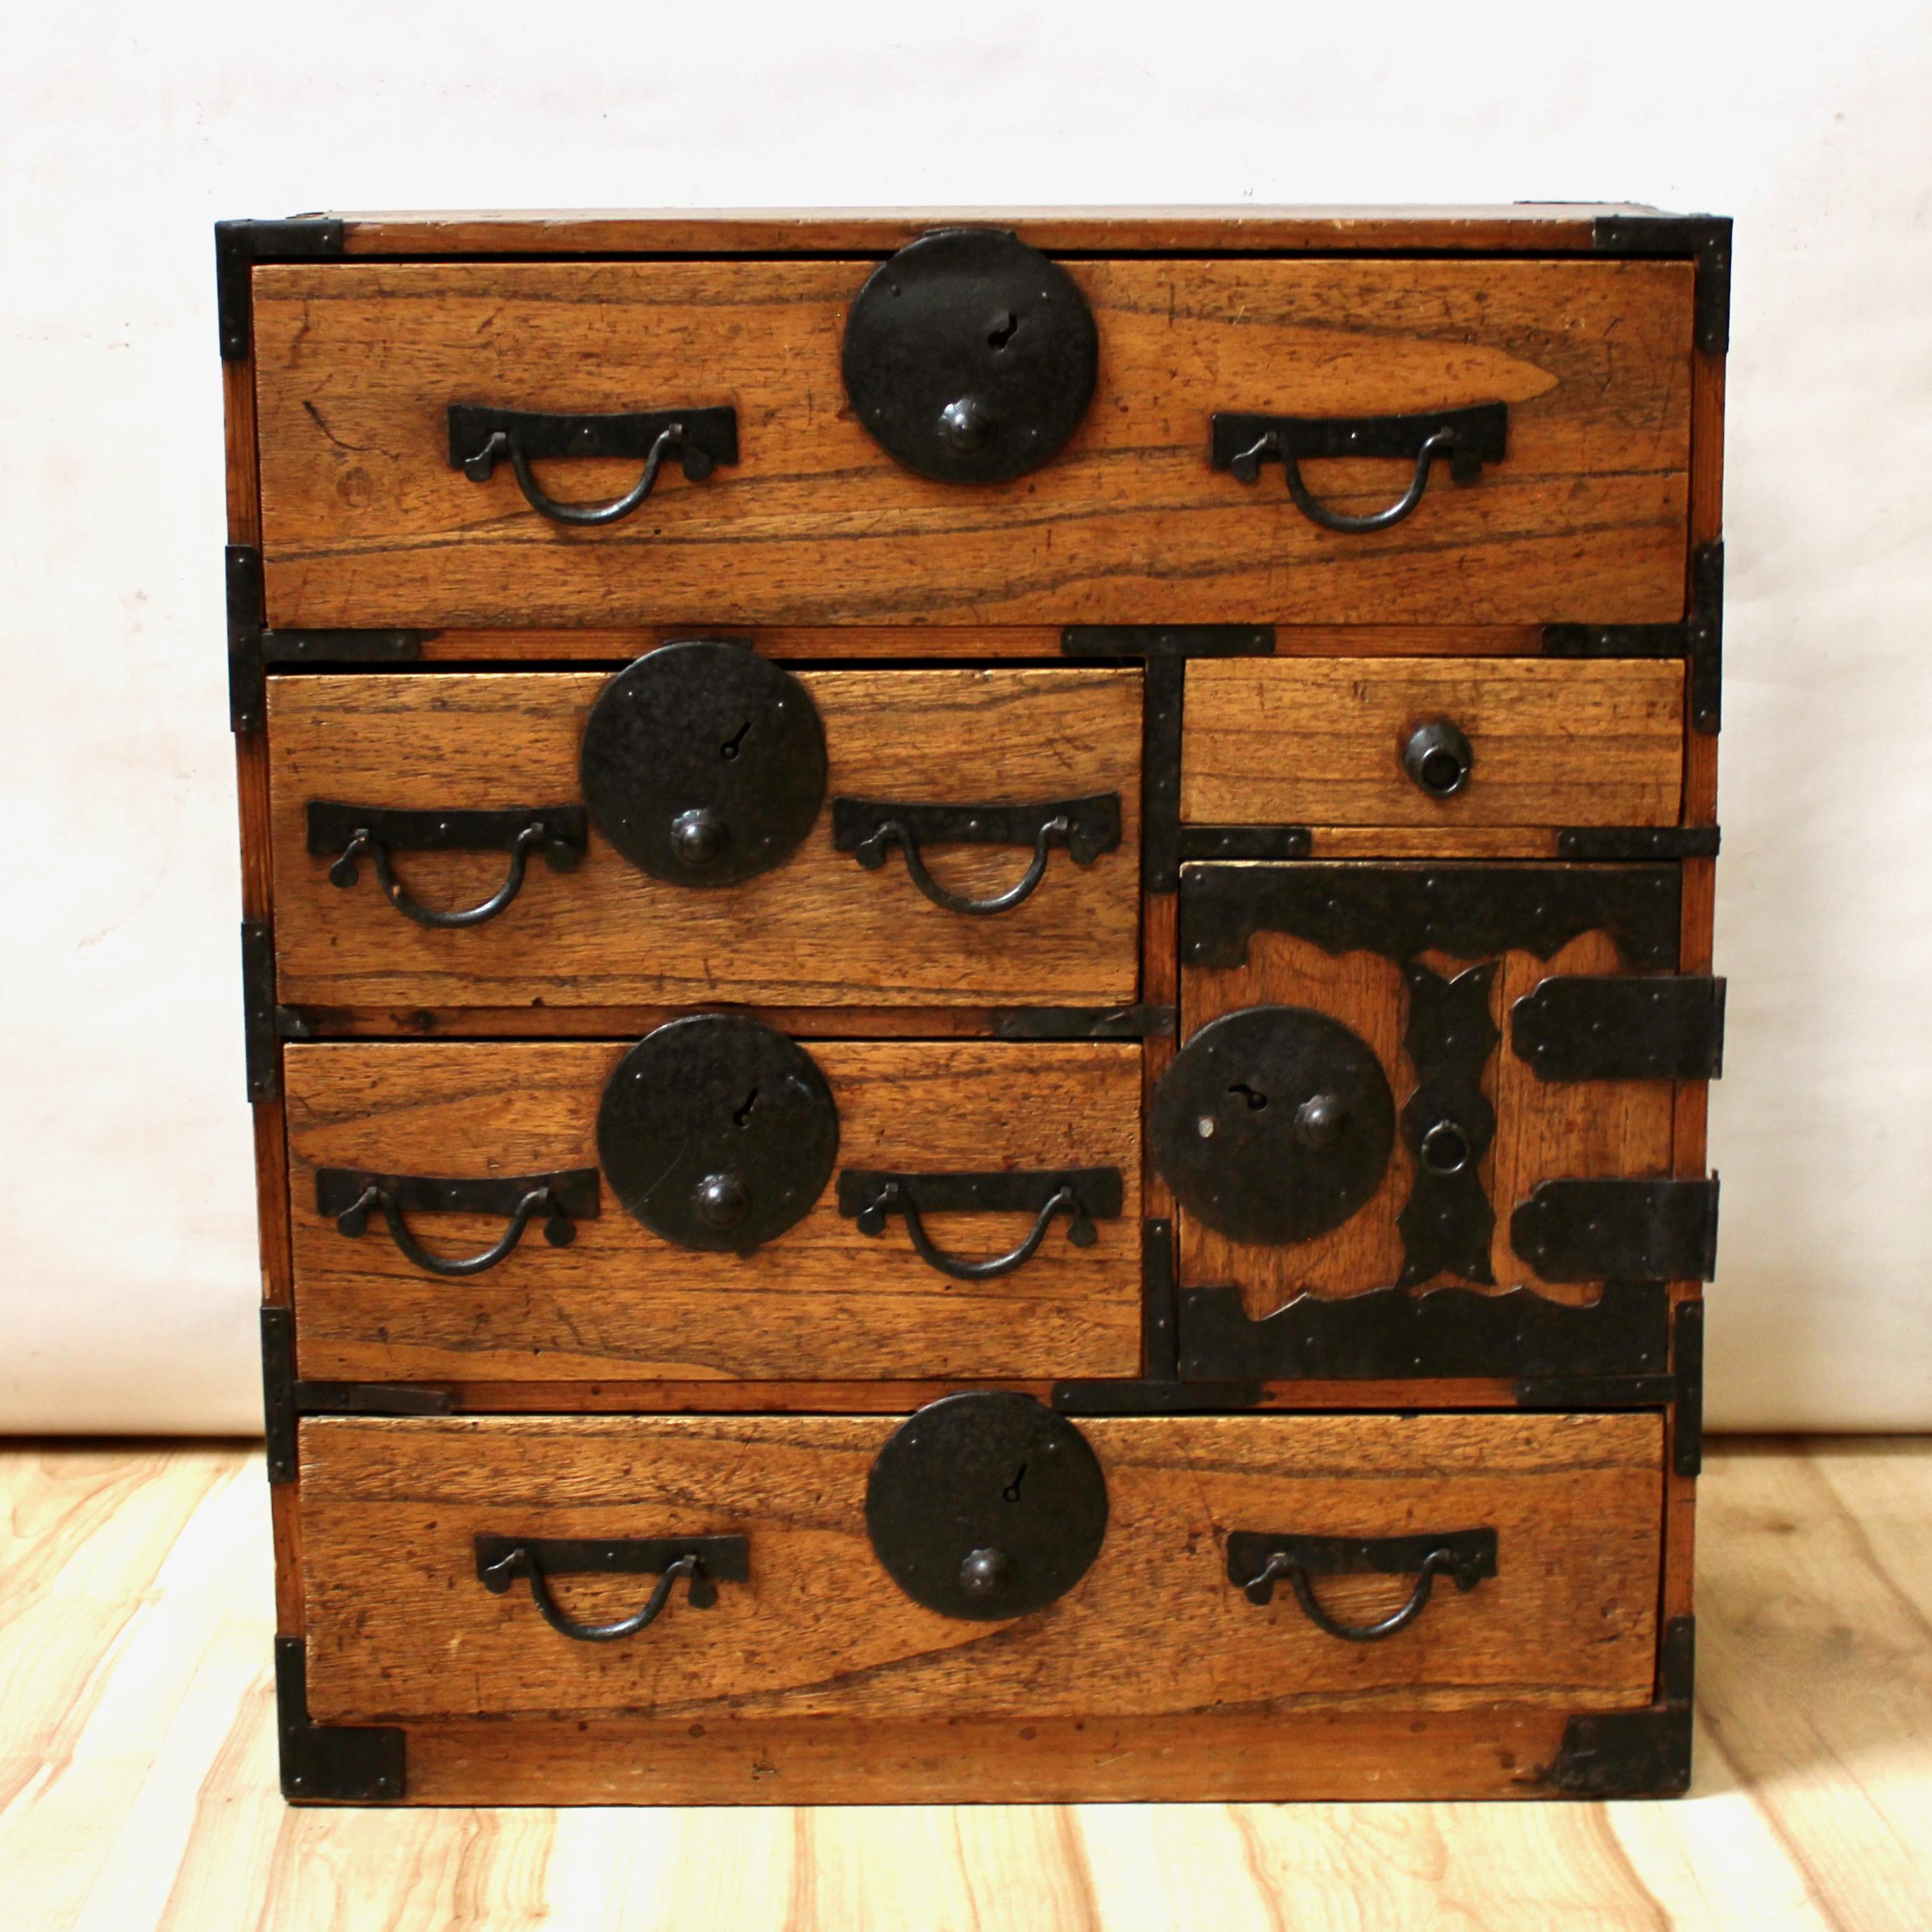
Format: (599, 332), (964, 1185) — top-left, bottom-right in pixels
(596, 1016), (838, 1254)
(841, 229), (1100, 485)
(865, 1392), (1108, 1621)
(1150, 1006), (1396, 1246)
(578, 641), (826, 887)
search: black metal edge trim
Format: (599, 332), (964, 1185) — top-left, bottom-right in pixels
(262, 630), (425, 665)
(1540, 1615), (1694, 1797)
(473, 1534), (751, 1586)
(217, 217), (346, 362)
(227, 545), (266, 733)
(275, 1637), (406, 1803)
(1509, 975), (1727, 1084)
(1051, 1378), (1262, 1415)
(835, 1168), (1124, 1219)
(316, 1166), (603, 1221)
(1177, 1280), (1672, 1384)
(1060, 626), (1276, 659)
(992, 1003), (1174, 1040)
(1143, 1217), (1178, 1381)
(1177, 826), (1314, 862)
(1227, 1527), (1498, 1586)
(1557, 826), (1720, 860)
(1593, 213), (1732, 355)
(261, 1305), (297, 1484)
(1210, 401), (1508, 472)
(305, 802), (590, 860)
(1543, 542), (1723, 735)
(240, 919), (280, 1101)
(294, 1381), (459, 1418)
(1143, 654), (1182, 894)
(446, 403), (739, 472)
(1512, 1373), (1678, 1409)
(831, 793), (1121, 859)
(1674, 1299), (1705, 1478)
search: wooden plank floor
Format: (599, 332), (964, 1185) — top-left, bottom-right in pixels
(3, 1439), (1929, 1931)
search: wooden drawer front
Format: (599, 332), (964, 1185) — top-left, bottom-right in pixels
(1182, 659), (1685, 831)
(284, 1039), (1141, 1384)
(299, 1410), (1661, 1724)
(1167, 862), (1716, 1330)
(254, 258), (1691, 630)
(267, 666), (1140, 1010)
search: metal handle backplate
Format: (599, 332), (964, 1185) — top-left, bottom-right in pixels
(474, 1535), (750, 1642)
(837, 1167), (1124, 1280)
(316, 1167), (601, 1277)
(1226, 1528), (1497, 1642)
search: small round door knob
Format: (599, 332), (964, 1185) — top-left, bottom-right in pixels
(959, 1547), (1010, 1597)
(1295, 1092), (1348, 1151)
(693, 1169), (751, 1229)
(1403, 720), (1474, 799)
(938, 396), (994, 452)
(670, 808), (729, 870)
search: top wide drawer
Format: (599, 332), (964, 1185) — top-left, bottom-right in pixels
(252, 256), (1694, 631)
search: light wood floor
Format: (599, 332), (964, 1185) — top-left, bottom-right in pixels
(3, 1439), (1928, 1931)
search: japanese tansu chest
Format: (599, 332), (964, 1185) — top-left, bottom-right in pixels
(223, 206), (1726, 1805)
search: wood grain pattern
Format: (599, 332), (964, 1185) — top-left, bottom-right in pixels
(283, 1039), (1142, 1384)
(252, 259), (1693, 629)
(266, 668), (1141, 1010)
(297, 1411), (1661, 1724)
(1181, 659), (1683, 828)
(1178, 922), (1677, 1314)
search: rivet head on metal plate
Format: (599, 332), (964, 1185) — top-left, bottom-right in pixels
(865, 1392), (1108, 1621)
(1151, 1006), (1396, 1246)
(841, 229), (1100, 485)
(578, 642), (827, 887)
(596, 1016), (838, 1254)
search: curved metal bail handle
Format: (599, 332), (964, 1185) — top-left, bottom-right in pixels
(1231, 425), (1460, 534)
(857, 814), (1072, 916)
(330, 820), (550, 928)
(469, 423), (695, 527)
(857, 1181), (1090, 1281)
(337, 1181), (574, 1277)
(480, 1548), (709, 1643)
(1243, 1545), (1475, 1642)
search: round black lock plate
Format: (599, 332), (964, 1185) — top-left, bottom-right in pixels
(578, 642), (827, 887)
(1150, 1006), (1396, 1246)
(841, 229), (1100, 485)
(596, 1016), (838, 1254)
(865, 1392), (1108, 1621)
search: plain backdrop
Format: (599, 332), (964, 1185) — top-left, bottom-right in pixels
(2, 1), (1928, 1432)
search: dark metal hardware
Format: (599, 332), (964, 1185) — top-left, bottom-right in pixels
(1674, 1299), (1705, 1477)
(1396, 962), (1500, 1289)
(448, 406), (738, 526)
(306, 803), (588, 928)
(597, 1016), (838, 1254)
(1143, 1216), (1178, 1380)
(1176, 1279), (1671, 1385)
(275, 1638), (404, 1803)
(992, 1004), (1174, 1042)
(1212, 403), (1508, 533)
(1558, 825), (1720, 861)
(579, 642), (826, 888)
(262, 628), (424, 665)
(1595, 211), (1733, 355)
(474, 1536), (749, 1643)
(1512, 975), (1727, 1082)
(1542, 1616), (1694, 1796)
(1514, 1373), (1677, 1409)
(841, 229), (1098, 484)
(1176, 825), (1314, 862)
(1152, 1006), (1396, 1247)
(1228, 1529), (1497, 1641)
(834, 794), (1120, 916)
(1051, 1377), (1262, 1415)
(837, 1169), (1122, 1281)
(316, 1167), (600, 1277)
(1512, 1177), (1720, 1283)
(1179, 862), (1683, 973)
(864, 1392), (1108, 1621)
(1060, 626), (1278, 659)
(216, 217), (344, 361)
(1545, 542), (1723, 734)
(240, 919), (285, 1102)
(1402, 719), (1474, 799)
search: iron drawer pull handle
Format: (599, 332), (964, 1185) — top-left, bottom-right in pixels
(857, 1180), (1084, 1281)
(1226, 1527), (1496, 1642)
(1239, 426), (1454, 533)
(838, 1167), (1123, 1282)
(335, 1181), (575, 1277)
(857, 815), (1067, 916)
(482, 1549), (704, 1642)
(469, 424), (687, 527)
(1243, 1546), (1464, 1642)
(329, 820), (549, 928)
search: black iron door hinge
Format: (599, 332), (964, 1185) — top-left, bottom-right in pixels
(1540, 1616), (1694, 1797)
(1545, 541), (1723, 734)
(1593, 213), (1732, 356)
(1512, 975), (1727, 1083)
(1511, 1177), (1719, 1285)
(216, 217), (345, 362)
(261, 1305), (456, 1485)
(275, 1638), (406, 1802)
(227, 545), (423, 734)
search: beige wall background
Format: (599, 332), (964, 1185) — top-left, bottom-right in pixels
(2, 0), (1928, 1432)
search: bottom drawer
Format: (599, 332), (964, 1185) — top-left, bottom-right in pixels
(299, 1407), (1661, 1726)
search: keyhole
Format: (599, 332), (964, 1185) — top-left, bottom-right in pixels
(733, 1087), (759, 1127)
(1229, 1081), (1269, 1111)
(720, 720), (751, 761)
(1003, 1463), (1027, 1503)
(986, 310), (1019, 351)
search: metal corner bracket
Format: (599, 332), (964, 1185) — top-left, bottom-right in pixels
(275, 1637), (406, 1803)
(216, 216), (346, 362)
(1539, 1616), (1694, 1797)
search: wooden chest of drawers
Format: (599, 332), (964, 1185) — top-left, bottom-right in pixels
(223, 206), (1726, 1805)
